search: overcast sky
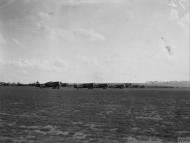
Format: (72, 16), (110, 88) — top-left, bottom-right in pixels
(0, 0), (189, 83)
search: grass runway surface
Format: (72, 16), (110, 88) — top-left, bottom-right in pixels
(0, 87), (190, 143)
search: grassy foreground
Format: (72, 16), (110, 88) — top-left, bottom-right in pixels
(0, 87), (190, 143)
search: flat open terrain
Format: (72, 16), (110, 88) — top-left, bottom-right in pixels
(0, 87), (190, 143)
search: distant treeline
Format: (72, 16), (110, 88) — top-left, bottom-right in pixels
(0, 81), (175, 89)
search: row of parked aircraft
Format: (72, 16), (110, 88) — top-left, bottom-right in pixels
(35, 82), (137, 89)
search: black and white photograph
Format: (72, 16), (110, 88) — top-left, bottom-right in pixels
(0, 0), (190, 142)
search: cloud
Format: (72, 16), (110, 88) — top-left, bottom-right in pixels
(178, 12), (189, 30)
(168, 0), (189, 31)
(34, 11), (54, 31)
(48, 28), (75, 41)
(46, 27), (105, 41)
(169, 8), (179, 20)
(12, 38), (24, 48)
(38, 12), (53, 21)
(178, 0), (186, 10)
(34, 10), (105, 41)
(169, 9), (189, 30)
(0, 32), (5, 59)
(0, 58), (68, 72)
(0, 32), (6, 59)
(24, 0), (122, 5)
(60, 0), (123, 5)
(0, 0), (15, 8)
(1, 59), (103, 82)
(0, 33), (5, 44)
(168, 0), (178, 8)
(168, 0), (188, 10)
(73, 28), (105, 41)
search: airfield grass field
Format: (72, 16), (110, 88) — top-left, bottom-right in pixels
(0, 87), (190, 143)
